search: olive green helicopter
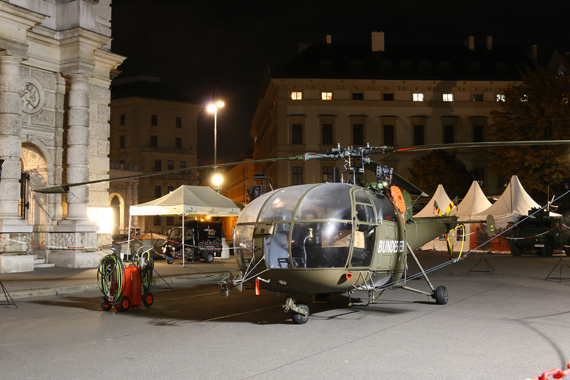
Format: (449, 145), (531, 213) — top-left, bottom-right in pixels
(34, 140), (570, 324)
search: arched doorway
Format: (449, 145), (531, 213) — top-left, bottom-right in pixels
(20, 144), (49, 227)
(109, 193), (124, 235)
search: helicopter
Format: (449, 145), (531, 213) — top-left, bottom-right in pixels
(34, 140), (570, 324)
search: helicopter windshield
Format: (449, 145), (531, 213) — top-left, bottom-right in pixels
(294, 183), (353, 220)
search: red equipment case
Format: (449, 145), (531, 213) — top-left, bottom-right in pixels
(114, 265), (142, 311)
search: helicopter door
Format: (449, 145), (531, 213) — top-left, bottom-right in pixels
(350, 190), (376, 268)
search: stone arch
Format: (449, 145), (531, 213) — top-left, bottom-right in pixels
(109, 192), (124, 235)
(21, 143), (50, 227)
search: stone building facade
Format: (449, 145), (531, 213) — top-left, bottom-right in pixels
(109, 76), (201, 234)
(0, 0), (124, 273)
(251, 33), (542, 198)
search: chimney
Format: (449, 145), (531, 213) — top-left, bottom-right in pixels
(326, 35), (332, 44)
(464, 36), (475, 50)
(372, 31), (385, 52)
(531, 44), (538, 59)
(486, 36), (493, 51)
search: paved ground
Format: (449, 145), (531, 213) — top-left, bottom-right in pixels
(1, 251), (570, 379)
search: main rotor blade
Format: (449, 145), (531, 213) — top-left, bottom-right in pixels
(386, 140), (570, 154)
(33, 156), (303, 193)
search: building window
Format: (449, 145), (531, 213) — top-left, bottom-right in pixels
(322, 124), (333, 145)
(444, 125), (454, 144)
(180, 161), (186, 169)
(155, 159), (162, 171)
(383, 93), (394, 101)
(321, 92), (332, 100)
(120, 114), (125, 125)
(151, 135), (158, 147)
(167, 185), (174, 193)
(352, 93), (363, 100)
(167, 160), (174, 170)
(443, 93), (453, 102)
(353, 124), (364, 146)
(292, 166), (303, 185)
(151, 114), (158, 126)
(154, 185), (161, 198)
(472, 94), (483, 102)
(414, 125), (425, 145)
(119, 135), (125, 149)
(175, 138), (182, 149)
(291, 91), (302, 100)
(166, 216), (174, 225)
(292, 124), (303, 144)
(322, 166), (334, 183)
(176, 117), (182, 128)
(413, 93), (424, 102)
(384, 125), (395, 146)
(496, 94), (505, 102)
(474, 125), (484, 142)
(153, 216), (161, 225)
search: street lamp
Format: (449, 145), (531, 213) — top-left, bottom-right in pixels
(212, 173), (223, 193)
(206, 101), (224, 169)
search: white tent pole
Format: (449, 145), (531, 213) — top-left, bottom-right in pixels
(127, 214), (132, 257)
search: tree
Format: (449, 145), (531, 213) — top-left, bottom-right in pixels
(408, 150), (473, 198)
(490, 67), (570, 197)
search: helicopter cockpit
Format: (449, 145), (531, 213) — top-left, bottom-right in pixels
(233, 183), (396, 271)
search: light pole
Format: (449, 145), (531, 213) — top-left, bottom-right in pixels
(206, 101), (224, 170)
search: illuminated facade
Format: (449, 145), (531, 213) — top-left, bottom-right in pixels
(251, 33), (549, 197)
(0, 0), (124, 273)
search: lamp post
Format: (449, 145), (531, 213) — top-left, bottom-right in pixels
(206, 101), (224, 170)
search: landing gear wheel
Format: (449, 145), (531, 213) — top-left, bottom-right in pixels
(166, 257), (174, 264)
(434, 286), (448, 305)
(510, 244), (522, 256)
(204, 252), (214, 263)
(118, 296), (131, 312)
(540, 243), (553, 257)
(291, 302), (310, 324)
(142, 292), (154, 307)
(101, 297), (112, 311)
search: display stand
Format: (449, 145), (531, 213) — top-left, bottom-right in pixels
(0, 280), (17, 308)
(545, 258), (570, 283)
(465, 251), (496, 275)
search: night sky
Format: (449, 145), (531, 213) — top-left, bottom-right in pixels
(111, 0), (570, 164)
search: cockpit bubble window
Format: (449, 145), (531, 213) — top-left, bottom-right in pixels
(370, 192), (396, 221)
(294, 183), (353, 221)
(355, 204), (375, 223)
(291, 221), (351, 268)
(237, 190), (278, 223)
(259, 184), (317, 222)
(265, 223), (290, 268)
(234, 225), (254, 269)
(354, 190), (371, 204)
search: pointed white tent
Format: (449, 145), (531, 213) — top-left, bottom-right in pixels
(449, 181), (492, 219)
(474, 175), (539, 223)
(414, 184), (452, 218)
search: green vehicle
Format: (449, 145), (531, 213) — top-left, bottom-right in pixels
(509, 208), (570, 257)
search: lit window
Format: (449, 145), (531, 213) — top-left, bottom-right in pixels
(321, 92), (333, 100)
(291, 91), (303, 100)
(443, 93), (453, 102)
(496, 94), (505, 102)
(413, 93), (424, 101)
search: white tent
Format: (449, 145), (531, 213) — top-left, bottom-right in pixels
(130, 185), (244, 217)
(450, 181), (492, 219)
(474, 175), (540, 225)
(414, 184), (452, 218)
(129, 185), (244, 264)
